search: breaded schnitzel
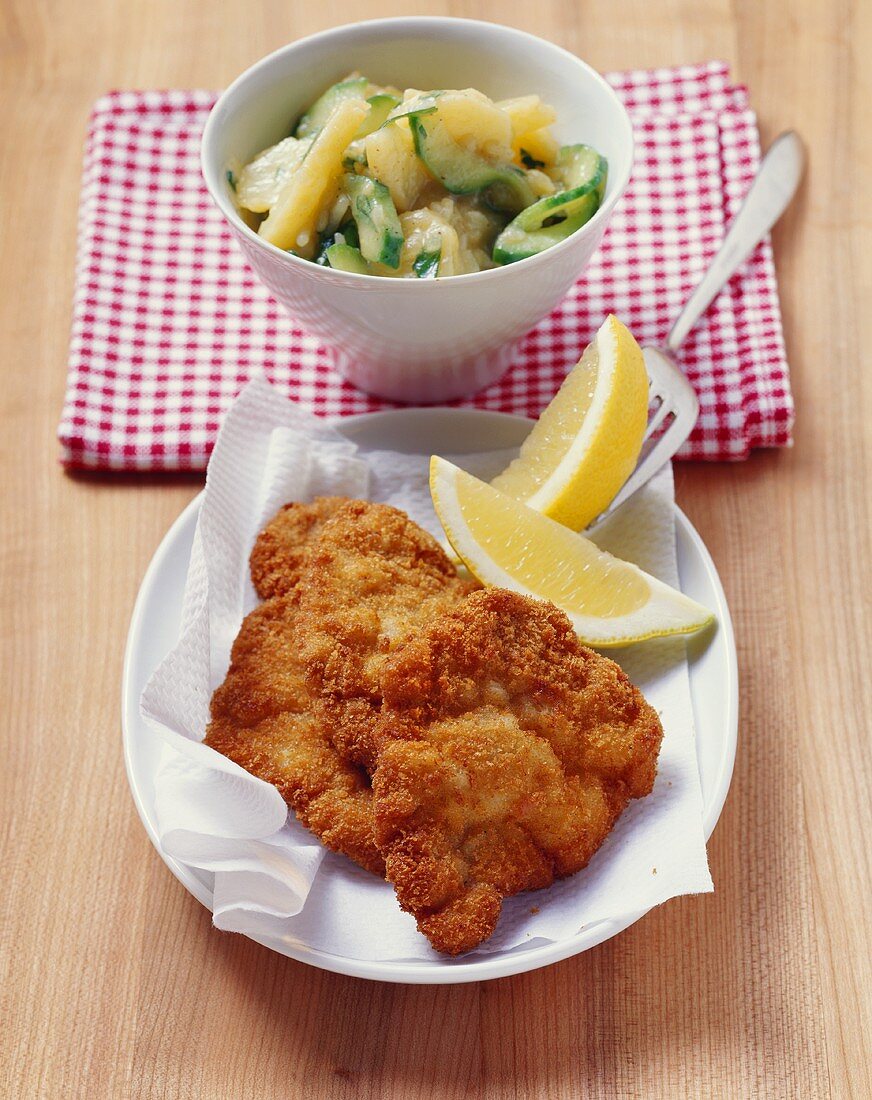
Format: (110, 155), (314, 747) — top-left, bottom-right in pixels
(297, 500), (475, 773)
(205, 594), (384, 876)
(207, 498), (664, 952)
(249, 496), (349, 599)
(372, 588), (663, 954)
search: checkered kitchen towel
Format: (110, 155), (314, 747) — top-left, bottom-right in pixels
(59, 61), (793, 470)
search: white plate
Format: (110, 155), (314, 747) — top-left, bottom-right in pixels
(122, 409), (738, 984)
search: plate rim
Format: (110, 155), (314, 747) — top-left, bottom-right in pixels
(122, 409), (738, 984)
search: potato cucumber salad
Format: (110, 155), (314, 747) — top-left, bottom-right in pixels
(229, 75), (608, 277)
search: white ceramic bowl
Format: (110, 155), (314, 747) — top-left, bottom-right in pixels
(202, 18), (634, 403)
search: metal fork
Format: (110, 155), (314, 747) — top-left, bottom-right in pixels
(601, 130), (805, 519)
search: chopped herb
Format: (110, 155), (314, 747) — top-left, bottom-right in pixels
(519, 149), (546, 170)
(314, 234), (335, 266)
(341, 219), (360, 249)
(225, 169), (237, 191)
(413, 247), (441, 279)
(377, 96), (441, 131)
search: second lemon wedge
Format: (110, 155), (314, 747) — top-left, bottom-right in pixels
(490, 314), (649, 530)
(431, 457), (714, 647)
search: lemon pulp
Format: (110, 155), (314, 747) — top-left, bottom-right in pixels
(432, 457), (714, 646)
(490, 315), (649, 530)
(455, 468), (649, 617)
(492, 341), (600, 501)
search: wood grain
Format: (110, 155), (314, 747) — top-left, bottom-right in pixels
(1, 0), (869, 1096)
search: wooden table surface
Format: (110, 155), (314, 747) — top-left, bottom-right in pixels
(2, 1), (869, 1096)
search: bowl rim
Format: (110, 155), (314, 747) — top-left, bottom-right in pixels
(200, 16), (634, 286)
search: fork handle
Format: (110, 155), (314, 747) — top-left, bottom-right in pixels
(664, 130), (805, 354)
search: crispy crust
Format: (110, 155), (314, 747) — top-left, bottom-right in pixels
(296, 500), (475, 772)
(372, 588), (663, 954)
(205, 595), (384, 876)
(249, 497), (350, 600)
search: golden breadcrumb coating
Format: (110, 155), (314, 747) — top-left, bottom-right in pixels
(372, 588), (663, 954)
(297, 500), (475, 772)
(249, 496), (350, 600)
(205, 595), (384, 876)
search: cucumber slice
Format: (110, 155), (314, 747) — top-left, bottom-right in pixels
(492, 146), (608, 264)
(343, 173), (403, 268)
(325, 242), (370, 274)
(315, 210), (361, 265)
(356, 93), (402, 139)
(553, 145), (608, 197)
(505, 183), (600, 235)
(413, 247), (441, 278)
(295, 76), (369, 138)
(492, 209), (593, 264)
(408, 113), (537, 214)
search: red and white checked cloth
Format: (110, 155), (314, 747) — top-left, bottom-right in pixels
(59, 61), (793, 470)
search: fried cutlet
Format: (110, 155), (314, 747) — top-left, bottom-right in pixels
(371, 588), (663, 955)
(205, 594), (384, 876)
(249, 496), (350, 599)
(296, 500), (475, 773)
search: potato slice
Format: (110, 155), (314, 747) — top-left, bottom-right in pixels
(429, 196), (500, 274)
(525, 168), (557, 197)
(374, 198), (499, 277)
(434, 89), (514, 163)
(498, 95), (557, 137)
(236, 136), (312, 213)
(513, 126), (560, 167)
(365, 118), (434, 213)
(402, 207), (460, 275)
(258, 98), (369, 254)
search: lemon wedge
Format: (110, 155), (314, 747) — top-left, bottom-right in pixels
(431, 457), (714, 647)
(490, 314), (649, 530)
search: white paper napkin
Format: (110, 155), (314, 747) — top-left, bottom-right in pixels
(140, 374), (713, 960)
